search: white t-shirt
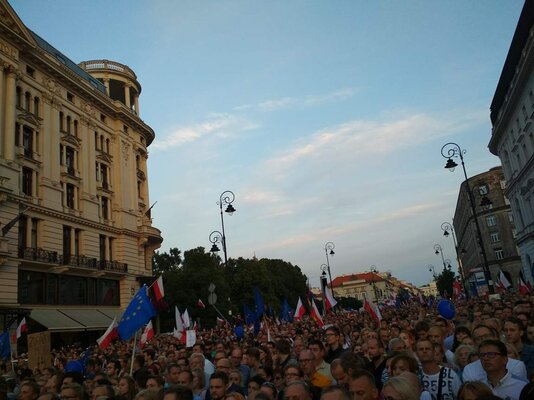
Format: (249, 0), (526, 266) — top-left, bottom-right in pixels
(421, 367), (461, 400)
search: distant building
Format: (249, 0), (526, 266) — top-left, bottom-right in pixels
(0, 1), (162, 337)
(488, 0), (534, 284)
(419, 281), (438, 297)
(453, 167), (521, 292)
(331, 271), (397, 304)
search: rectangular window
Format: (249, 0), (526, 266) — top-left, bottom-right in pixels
(67, 92), (74, 102)
(47, 274), (58, 305)
(59, 275), (87, 305)
(22, 167), (33, 196)
(26, 65), (35, 77)
(65, 147), (75, 175)
(99, 235), (106, 261)
(101, 165), (108, 188)
(59, 111), (64, 132)
(486, 215), (497, 227)
(101, 197), (109, 219)
(74, 229), (81, 256)
(18, 270), (45, 304)
(98, 279), (120, 306)
(490, 232), (500, 243)
(66, 184), (75, 209)
(22, 126), (33, 158)
(494, 248), (504, 260)
(18, 215), (28, 249)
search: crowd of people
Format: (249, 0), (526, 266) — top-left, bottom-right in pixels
(1, 293), (534, 400)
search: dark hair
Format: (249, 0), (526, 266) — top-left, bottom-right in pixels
(283, 364), (304, 378)
(210, 371), (229, 386)
(164, 385), (193, 400)
(146, 375), (165, 388)
(390, 354), (418, 374)
(119, 376), (138, 400)
(325, 326), (340, 336)
(504, 316), (525, 330)
(348, 369), (376, 387)
(320, 385), (351, 400)
(21, 381), (40, 397)
(478, 339), (507, 356)
(275, 339), (291, 355)
(63, 371), (84, 386)
(452, 326), (471, 352)
(307, 339), (325, 351)
(249, 375), (266, 387)
(143, 349), (156, 360)
(520, 382), (534, 400)
(245, 347), (261, 362)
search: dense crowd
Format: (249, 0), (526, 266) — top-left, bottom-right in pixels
(1, 293), (534, 400)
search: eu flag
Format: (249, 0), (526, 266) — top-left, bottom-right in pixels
(243, 304), (255, 325)
(118, 285), (156, 340)
(254, 287), (264, 318)
(0, 331), (10, 360)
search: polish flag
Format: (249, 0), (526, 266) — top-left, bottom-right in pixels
(182, 309), (191, 329)
(140, 321), (154, 348)
(197, 299), (206, 308)
(97, 317), (118, 349)
(153, 276), (164, 301)
(324, 286), (337, 312)
(175, 306), (184, 332)
(216, 317), (225, 325)
(519, 276), (530, 295)
(453, 280), (462, 299)
(364, 298), (382, 325)
(13, 318), (27, 341)
(310, 299), (324, 327)
(294, 297), (305, 320)
(497, 271), (511, 291)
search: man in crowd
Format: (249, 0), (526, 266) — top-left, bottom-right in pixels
(348, 369), (379, 400)
(325, 327), (346, 364)
(209, 371), (229, 400)
(415, 339), (460, 400)
(230, 347), (250, 390)
(365, 338), (385, 389)
(299, 349), (332, 389)
(284, 381), (312, 400)
(308, 339), (333, 380)
(164, 385), (194, 400)
(479, 339), (528, 400)
(503, 316), (534, 373)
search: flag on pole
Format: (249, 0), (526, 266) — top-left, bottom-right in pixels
(497, 270), (512, 291)
(364, 298), (382, 325)
(152, 276), (164, 301)
(97, 317), (118, 349)
(140, 321), (154, 348)
(254, 287), (265, 318)
(117, 285), (157, 340)
(324, 285), (337, 312)
(13, 318), (27, 341)
(175, 306), (184, 333)
(519, 275), (530, 295)
(216, 317), (225, 325)
(182, 309), (191, 329)
(453, 280), (462, 299)
(310, 299), (324, 327)
(197, 299), (206, 308)
(294, 297), (305, 320)
(520, 270), (532, 292)
(0, 332), (10, 360)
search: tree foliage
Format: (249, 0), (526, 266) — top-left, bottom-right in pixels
(153, 248), (308, 330)
(436, 267), (455, 298)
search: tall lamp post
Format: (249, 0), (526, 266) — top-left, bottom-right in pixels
(441, 222), (468, 297)
(441, 143), (494, 294)
(370, 265), (379, 303)
(428, 264), (436, 280)
(209, 190), (236, 268)
(434, 244), (446, 270)
(324, 242), (335, 291)
(320, 264), (329, 314)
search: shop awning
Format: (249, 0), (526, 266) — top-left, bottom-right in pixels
(29, 308), (123, 332)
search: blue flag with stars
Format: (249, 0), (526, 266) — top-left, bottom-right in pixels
(0, 331), (10, 360)
(118, 285), (156, 340)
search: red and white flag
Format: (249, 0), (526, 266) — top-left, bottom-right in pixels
(364, 298), (382, 325)
(453, 279), (462, 299)
(153, 276), (164, 301)
(182, 309), (191, 329)
(310, 299), (324, 327)
(216, 317), (225, 325)
(197, 299), (206, 308)
(13, 318), (27, 341)
(497, 271), (512, 290)
(294, 297), (305, 320)
(519, 276), (530, 295)
(175, 306), (184, 332)
(140, 321), (154, 348)
(96, 317), (118, 349)
(324, 286), (337, 312)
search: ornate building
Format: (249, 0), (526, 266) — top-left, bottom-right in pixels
(0, 1), (162, 336)
(488, 0), (534, 285)
(331, 271), (397, 304)
(453, 167), (521, 293)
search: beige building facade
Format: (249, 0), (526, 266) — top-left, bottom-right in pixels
(331, 271), (397, 304)
(0, 1), (162, 335)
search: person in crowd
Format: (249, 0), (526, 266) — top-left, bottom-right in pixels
(503, 317), (534, 374)
(319, 385), (350, 400)
(133, 389), (160, 400)
(298, 350), (331, 389)
(389, 354), (418, 377)
(244, 349), (262, 379)
(415, 339), (460, 400)
(91, 384), (114, 400)
(259, 382), (277, 400)
(365, 338), (385, 389)
(457, 382), (493, 400)
(163, 386), (193, 400)
(18, 382), (40, 400)
(247, 376), (266, 400)
(478, 339), (528, 400)
(324, 328), (346, 364)
(274, 340), (295, 371)
(307, 340), (332, 381)
(208, 372), (229, 400)
(117, 377), (138, 400)
(231, 347), (250, 390)
(380, 376), (419, 400)
(258, 347), (273, 370)
(190, 369), (206, 400)
(348, 369), (379, 400)
(146, 376), (165, 391)
(283, 381), (311, 400)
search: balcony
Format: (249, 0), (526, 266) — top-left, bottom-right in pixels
(99, 260), (128, 273)
(18, 247), (58, 264)
(58, 254), (98, 269)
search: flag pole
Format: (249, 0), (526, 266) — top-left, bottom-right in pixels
(129, 330), (138, 376)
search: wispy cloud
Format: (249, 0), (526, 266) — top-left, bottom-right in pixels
(234, 88), (357, 112)
(152, 113), (258, 151)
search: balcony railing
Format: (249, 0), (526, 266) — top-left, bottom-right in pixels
(18, 247), (58, 263)
(18, 246), (127, 273)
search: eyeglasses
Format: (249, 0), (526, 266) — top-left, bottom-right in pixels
(479, 352), (504, 359)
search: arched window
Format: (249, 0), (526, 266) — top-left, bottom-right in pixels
(33, 97), (39, 116)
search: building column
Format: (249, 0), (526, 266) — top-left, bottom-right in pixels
(3, 66), (17, 161)
(103, 78), (110, 95)
(124, 83), (131, 109)
(134, 94), (140, 115)
(0, 66), (5, 156)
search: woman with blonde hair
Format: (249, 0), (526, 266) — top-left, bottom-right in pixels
(457, 382), (493, 400)
(381, 376), (419, 400)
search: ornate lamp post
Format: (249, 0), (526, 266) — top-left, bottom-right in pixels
(370, 265), (379, 303)
(324, 242), (335, 291)
(441, 143), (494, 294)
(434, 244), (447, 270)
(209, 191), (236, 268)
(428, 264), (436, 280)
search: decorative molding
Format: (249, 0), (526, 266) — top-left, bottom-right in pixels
(121, 140), (130, 162)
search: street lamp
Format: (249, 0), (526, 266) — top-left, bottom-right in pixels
(441, 222), (468, 297)
(428, 264), (436, 279)
(434, 244), (446, 270)
(441, 143), (494, 294)
(209, 190), (236, 268)
(370, 265), (379, 303)
(324, 242), (335, 292)
(320, 264), (329, 313)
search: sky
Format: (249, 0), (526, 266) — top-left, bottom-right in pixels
(12, 0), (524, 288)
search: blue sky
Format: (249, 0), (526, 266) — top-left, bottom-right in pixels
(12, 1), (523, 287)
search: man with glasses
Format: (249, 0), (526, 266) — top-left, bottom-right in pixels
(59, 383), (83, 400)
(479, 339), (528, 400)
(463, 324), (527, 382)
(299, 350), (332, 389)
(230, 347), (250, 390)
(325, 327), (346, 364)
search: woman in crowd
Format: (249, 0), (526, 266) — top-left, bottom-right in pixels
(457, 382), (493, 400)
(117, 376), (137, 400)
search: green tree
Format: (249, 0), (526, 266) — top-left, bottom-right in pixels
(152, 247), (182, 275)
(436, 267), (455, 297)
(336, 296), (363, 310)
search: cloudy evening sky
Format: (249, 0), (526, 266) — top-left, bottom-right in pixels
(12, 1), (524, 288)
